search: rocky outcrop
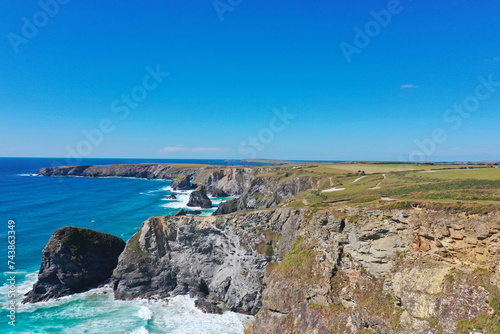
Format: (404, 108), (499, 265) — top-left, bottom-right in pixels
(171, 175), (194, 190)
(213, 198), (239, 215)
(249, 208), (500, 334)
(172, 209), (186, 216)
(98, 202), (499, 332)
(187, 185), (212, 208)
(194, 298), (223, 314)
(24, 227), (125, 303)
(110, 209), (303, 314)
(213, 175), (326, 215)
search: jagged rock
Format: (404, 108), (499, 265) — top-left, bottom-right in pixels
(213, 198), (239, 215)
(249, 209), (500, 334)
(195, 298), (223, 314)
(187, 210), (202, 215)
(187, 185), (212, 208)
(172, 209), (186, 216)
(212, 189), (229, 197)
(171, 175), (194, 190)
(167, 194), (177, 200)
(110, 209), (303, 314)
(23, 227), (125, 303)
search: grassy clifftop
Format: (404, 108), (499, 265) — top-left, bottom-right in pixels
(276, 164), (499, 212)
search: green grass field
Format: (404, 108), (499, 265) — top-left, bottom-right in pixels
(408, 167), (500, 180)
(280, 164), (499, 211)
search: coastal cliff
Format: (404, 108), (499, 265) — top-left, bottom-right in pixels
(110, 206), (500, 333)
(35, 162), (500, 333)
(37, 163), (206, 181)
(37, 164), (322, 213)
(248, 207), (500, 334)
(110, 208), (303, 314)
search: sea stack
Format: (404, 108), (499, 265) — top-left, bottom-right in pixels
(187, 185), (212, 208)
(23, 227), (125, 303)
(171, 175), (194, 190)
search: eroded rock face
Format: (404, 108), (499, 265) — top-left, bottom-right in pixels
(24, 227), (125, 303)
(37, 163), (205, 180)
(187, 185), (212, 208)
(249, 208), (500, 334)
(110, 209), (303, 314)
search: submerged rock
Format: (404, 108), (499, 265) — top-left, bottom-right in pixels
(195, 298), (223, 314)
(23, 227), (125, 303)
(187, 185), (212, 208)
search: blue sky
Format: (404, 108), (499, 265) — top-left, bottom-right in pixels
(0, 0), (499, 161)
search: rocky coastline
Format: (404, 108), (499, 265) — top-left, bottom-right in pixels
(29, 163), (500, 333)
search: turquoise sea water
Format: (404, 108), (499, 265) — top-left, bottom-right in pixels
(0, 158), (252, 334)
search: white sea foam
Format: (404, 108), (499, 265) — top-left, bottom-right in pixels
(127, 327), (150, 334)
(161, 189), (193, 209)
(137, 305), (153, 320)
(153, 295), (253, 334)
(2, 271), (251, 333)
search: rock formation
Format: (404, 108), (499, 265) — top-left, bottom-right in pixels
(213, 198), (239, 215)
(37, 164), (323, 214)
(172, 209), (186, 216)
(23, 227), (125, 303)
(187, 185), (212, 208)
(109, 206), (500, 333)
(110, 209), (303, 314)
(194, 298), (223, 314)
(171, 175), (194, 190)
(248, 207), (500, 334)
(33, 163), (500, 333)
(37, 163), (206, 180)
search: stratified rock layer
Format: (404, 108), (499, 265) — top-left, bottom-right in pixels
(24, 227), (125, 303)
(111, 209), (303, 314)
(249, 208), (500, 334)
(110, 206), (500, 333)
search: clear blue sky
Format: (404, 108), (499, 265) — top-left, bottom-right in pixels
(1, 0), (499, 161)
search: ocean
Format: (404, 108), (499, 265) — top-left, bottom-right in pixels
(0, 158), (253, 334)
